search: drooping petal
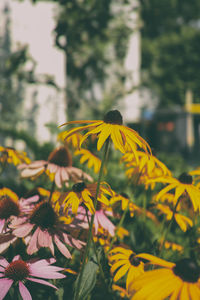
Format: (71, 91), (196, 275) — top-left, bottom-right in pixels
(27, 277), (58, 289)
(19, 282), (32, 300)
(0, 278), (13, 299)
(54, 235), (72, 258)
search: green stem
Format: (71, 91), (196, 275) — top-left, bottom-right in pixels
(159, 197), (182, 257)
(85, 209), (113, 297)
(74, 139), (110, 300)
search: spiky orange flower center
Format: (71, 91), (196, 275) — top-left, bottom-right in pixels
(129, 254), (140, 266)
(178, 172), (193, 184)
(0, 197), (20, 219)
(103, 110), (123, 125)
(173, 258), (199, 282)
(48, 146), (72, 167)
(5, 260), (29, 281)
(29, 201), (58, 229)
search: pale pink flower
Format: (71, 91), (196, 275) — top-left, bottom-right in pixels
(0, 255), (65, 300)
(0, 194), (39, 254)
(10, 201), (85, 258)
(71, 206), (115, 236)
(18, 146), (93, 188)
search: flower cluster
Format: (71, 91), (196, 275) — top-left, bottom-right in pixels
(1, 109), (200, 299)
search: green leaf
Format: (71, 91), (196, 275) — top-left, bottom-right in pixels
(74, 256), (99, 300)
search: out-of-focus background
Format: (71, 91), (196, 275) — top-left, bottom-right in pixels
(1, 0), (200, 164)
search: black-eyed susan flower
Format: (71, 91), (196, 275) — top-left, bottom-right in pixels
(75, 148), (101, 174)
(109, 247), (144, 291)
(18, 146), (92, 188)
(148, 172), (200, 212)
(0, 146), (31, 166)
(156, 203), (193, 232)
(122, 151), (171, 188)
(60, 182), (112, 221)
(129, 253), (200, 300)
(58, 131), (83, 149)
(60, 110), (151, 159)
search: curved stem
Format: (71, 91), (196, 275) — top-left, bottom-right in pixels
(74, 139), (110, 300)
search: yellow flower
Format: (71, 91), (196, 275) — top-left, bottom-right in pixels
(0, 146), (31, 166)
(60, 182), (112, 220)
(156, 203), (193, 232)
(129, 253), (200, 300)
(112, 284), (128, 298)
(149, 172), (200, 212)
(122, 151), (171, 189)
(58, 131), (83, 149)
(60, 110), (151, 160)
(164, 241), (183, 252)
(116, 227), (129, 240)
(109, 247), (144, 291)
(75, 148), (101, 173)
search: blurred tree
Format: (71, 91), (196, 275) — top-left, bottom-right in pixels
(139, 0), (200, 106)
(26, 0), (135, 120)
(0, 3), (27, 132)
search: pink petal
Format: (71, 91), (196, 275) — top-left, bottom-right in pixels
(27, 277), (58, 290)
(19, 282), (32, 300)
(0, 258), (9, 268)
(13, 255), (21, 262)
(0, 235), (17, 254)
(0, 278), (13, 299)
(23, 195), (39, 204)
(0, 220), (5, 233)
(13, 223), (34, 238)
(54, 235), (71, 258)
(62, 233), (84, 249)
(27, 227), (40, 255)
(55, 169), (62, 188)
(47, 163), (57, 173)
(29, 258), (56, 268)
(60, 168), (69, 182)
(0, 273), (5, 277)
(21, 167), (44, 177)
(93, 216), (99, 235)
(29, 265), (65, 279)
(38, 230), (52, 248)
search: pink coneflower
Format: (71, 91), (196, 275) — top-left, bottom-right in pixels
(0, 188), (39, 233)
(10, 200), (85, 258)
(0, 255), (65, 300)
(18, 146), (93, 188)
(0, 188), (39, 254)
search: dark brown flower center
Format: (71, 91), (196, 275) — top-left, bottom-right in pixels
(5, 260), (29, 281)
(129, 254), (140, 266)
(120, 192), (129, 199)
(178, 172), (193, 184)
(173, 258), (199, 282)
(72, 182), (86, 193)
(48, 146), (72, 167)
(29, 201), (58, 229)
(103, 110), (123, 125)
(0, 197), (20, 219)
